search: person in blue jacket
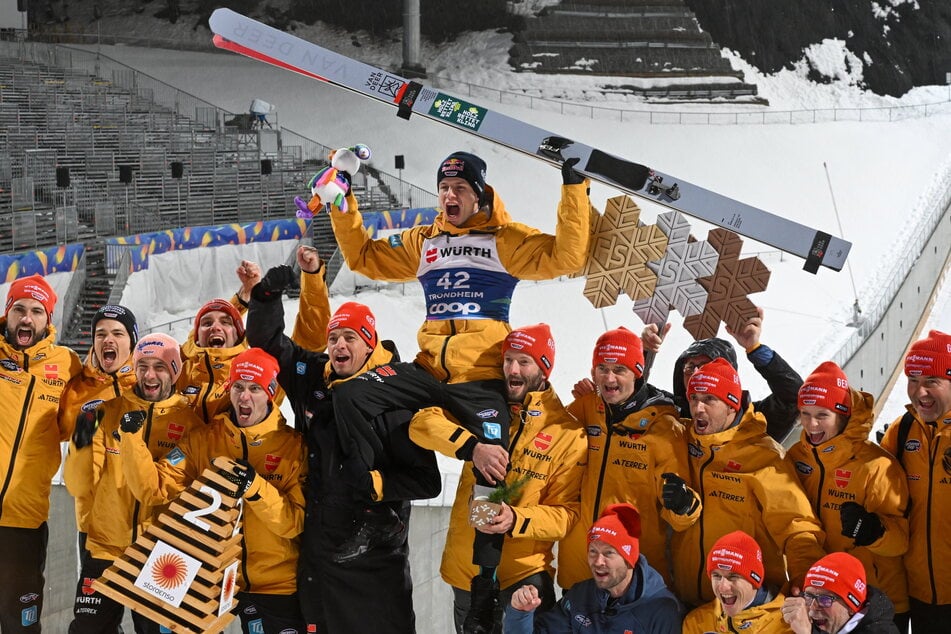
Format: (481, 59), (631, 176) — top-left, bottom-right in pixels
(504, 503), (682, 633)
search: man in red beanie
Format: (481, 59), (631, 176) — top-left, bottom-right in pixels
(506, 503), (682, 633)
(786, 361), (909, 630)
(121, 347), (307, 633)
(782, 552), (899, 634)
(246, 264), (440, 634)
(0, 273), (81, 631)
(410, 323), (587, 630)
(670, 357), (826, 608)
(880, 329), (951, 633)
(684, 531), (791, 632)
(557, 326), (699, 592)
(325, 151), (591, 632)
(64, 333), (203, 632)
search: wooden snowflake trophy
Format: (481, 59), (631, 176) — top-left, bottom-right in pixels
(577, 195), (770, 339)
(92, 456), (245, 633)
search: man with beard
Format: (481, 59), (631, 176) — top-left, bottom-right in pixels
(879, 330), (951, 633)
(0, 274), (81, 633)
(505, 504), (682, 633)
(120, 348), (306, 634)
(411, 324), (587, 632)
(64, 333), (203, 633)
(59, 304), (139, 562)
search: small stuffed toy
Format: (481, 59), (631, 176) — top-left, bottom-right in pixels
(295, 144), (371, 217)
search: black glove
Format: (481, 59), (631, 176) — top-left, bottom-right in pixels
(839, 501), (885, 546)
(342, 457), (374, 501)
(661, 472), (696, 515)
(561, 157), (585, 185)
(223, 459), (260, 500)
(120, 410), (147, 434)
(251, 264), (296, 302)
(72, 409), (99, 449)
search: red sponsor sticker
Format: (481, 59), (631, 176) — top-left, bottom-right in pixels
(425, 248), (438, 263)
(167, 422), (185, 441)
(533, 432), (552, 451)
(834, 468), (852, 488)
(265, 454), (281, 472)
(44, 364), (58, 380)
(725, 460), (742, 472)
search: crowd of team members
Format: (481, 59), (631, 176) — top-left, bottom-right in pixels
(0, 150), (948, 634)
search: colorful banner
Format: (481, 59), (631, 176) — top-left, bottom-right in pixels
(0, 244), (85, 282)
(2, 209), (438, 279)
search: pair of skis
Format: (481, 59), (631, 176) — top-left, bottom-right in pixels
(208, 8), (851, 273)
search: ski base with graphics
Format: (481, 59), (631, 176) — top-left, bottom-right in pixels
(208, 8), (851, 273)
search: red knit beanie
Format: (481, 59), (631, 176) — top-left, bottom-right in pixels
(799, 361), (851, 416)
(503, 324), (555, 379)
(687, 357), (742, 411)
(804, 552), (868, 610)
(592, 327), (644, 378)
(194, 299), (245, 344)
(905, 330), (951, 379)
(706, 530), (764, 589)
(133, 333), (182, 382)
(229, 347), (280, 399)
(5, 274), (57, 318)
(587, 503), (641, 567)
(327, 302), (377, 348)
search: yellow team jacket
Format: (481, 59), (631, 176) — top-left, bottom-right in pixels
(556, 391), (699, 589)
(59, 350), (137, 530)
(291, 263), (331, 352)
(177, 337), (249, 422)
(414, 386), (587, 591)
(881, 403), (951, 605)
(0, 322), (81, 529)
(329, 184), (590, 383)
(682, 592), (792, 634)
(786, 388), (909, 612)
(121, 405), (306, 595)
(672, 404), (826, 607)
(63, 389), (204, 560)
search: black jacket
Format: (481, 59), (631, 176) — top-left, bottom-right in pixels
(670, 338), (802, 443)
(811, 586), (899, 634)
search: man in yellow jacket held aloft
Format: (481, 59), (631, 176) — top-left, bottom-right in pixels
(328, 150), (591, 633)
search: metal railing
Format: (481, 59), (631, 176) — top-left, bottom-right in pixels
(15, 27), (951, 126)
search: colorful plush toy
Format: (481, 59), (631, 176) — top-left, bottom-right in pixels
(295, 144), (372, 217)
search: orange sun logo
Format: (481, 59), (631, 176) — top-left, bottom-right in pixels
(223, 568), (235, 596)
(151, 553), (188, 589)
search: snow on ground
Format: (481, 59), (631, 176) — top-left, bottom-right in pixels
(43, 2), (951, 449)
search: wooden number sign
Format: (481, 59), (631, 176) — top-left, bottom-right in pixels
(92, 456), (245, 633)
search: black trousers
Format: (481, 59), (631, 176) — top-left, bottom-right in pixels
(299, 509), (415, 634)
(234, 592), (304, 634)
(333, 362), (508, 567)
(451, 572), (556, 634)
(68, 556), (164, 634)
(909, 598), (951, 634)
(0, 524), (46, 633)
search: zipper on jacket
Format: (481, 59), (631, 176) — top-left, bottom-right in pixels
(0, 376), (36, 522)
(926, 434), (938, 603)
(131, 402), (157, 544)
(810, 446), (826, 518)
(438, 320), (458, 382)
(239, 432), (252, 592)
(592, 424), (614, 523)
(508, 407), (528, 456)
(200, 353), (215, 422)
(696, 446), (717, 602)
